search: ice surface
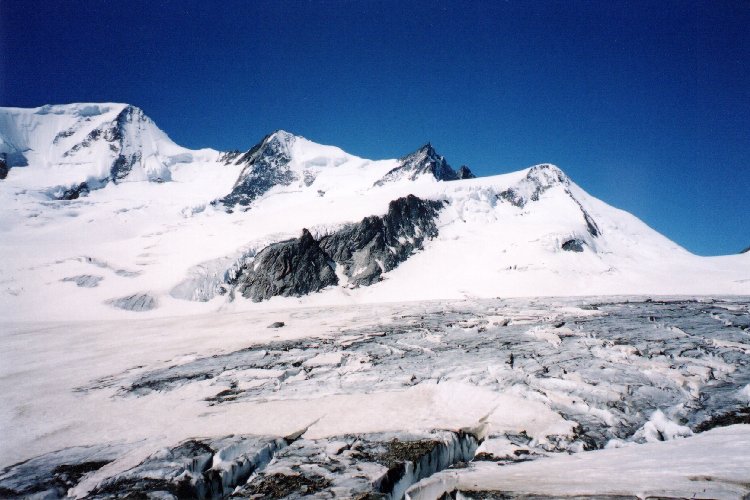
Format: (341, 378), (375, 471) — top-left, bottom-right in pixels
(407, 425), (750, 499)
(1, 298), (749, 498)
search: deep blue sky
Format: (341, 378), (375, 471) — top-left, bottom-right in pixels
(1, 0), (748, 255)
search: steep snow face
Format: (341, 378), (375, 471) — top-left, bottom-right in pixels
(375, 143), (459, 185)
(0, 103), (218, 195)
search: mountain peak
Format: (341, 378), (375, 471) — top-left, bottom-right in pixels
(525, 164), (569, 188)
(267, 129), (298, 144)
(457, 165), (475, 180)
(418, 142), (435, 153)
(497, 163), (572, 210)
(0, 102), (180, 193)
(404, 142), (440, 163)
(218, 131), (298, 207)
(375, 142), (459, 186)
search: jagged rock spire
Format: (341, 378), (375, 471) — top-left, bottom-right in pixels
(374, 142), (459, 186)
(217, 131), (299, 208)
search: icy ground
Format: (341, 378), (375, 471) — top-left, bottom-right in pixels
(1, 296), (749, 498)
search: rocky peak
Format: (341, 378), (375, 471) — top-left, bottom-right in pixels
(233, 130), (296, 166)
(217, 131), (299, 208)
(456, 165), (475, 179)
(400, 143), (458, 181)
(374, 143), (459, 186)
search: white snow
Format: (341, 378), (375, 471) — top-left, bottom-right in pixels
(2, 103), (749, 499)
(407, 424), (750, 499)
(637, 409), (693, 443)
(1, 103), (748, 322)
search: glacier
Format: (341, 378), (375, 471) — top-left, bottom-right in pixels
(1, 103), (749, 498)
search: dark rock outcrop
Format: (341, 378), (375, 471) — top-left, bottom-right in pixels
(232, 195), (445, 301)
(457, 165), (476, 179)
(561, 238), (585, 252)
(107, 293), (157, 312)
(0, 150), (29, 177)
(58, 182), (90, 200)
(218, 131), (298, 208)
(319, 195), (445, 286)
(375, 143), (459, 186)
(567, 191), (601, 237)
(236, 229), (338, 302)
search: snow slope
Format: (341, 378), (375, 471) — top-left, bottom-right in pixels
(0, 103), (218, 192)
(0, 103), (748, 322)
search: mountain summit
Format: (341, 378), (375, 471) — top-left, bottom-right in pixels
(0, 103), (217, 199)
(218, 130), (299, 207)
(375, 143), (460, 185)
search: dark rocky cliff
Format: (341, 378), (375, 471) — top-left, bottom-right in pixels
(232, 195), (446, 301)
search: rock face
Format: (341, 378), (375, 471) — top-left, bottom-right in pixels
(57, 182), (90, 200)
(320, 194), (445, 286)
(0, 156), (8, 179)
(218, 131), (298, 208)
(233, 195), (445, 301)
(375, 144), (459, 186)
(236, 229), (338, 302)
(457, 165), (476, 179)
(561, 238), (585, 252)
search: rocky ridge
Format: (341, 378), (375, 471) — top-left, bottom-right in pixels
(218, 131), (298, 208)
(233, 195), (445, 301)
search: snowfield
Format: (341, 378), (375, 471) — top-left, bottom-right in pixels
(1, 298), (750, 498)
(1, 104), (749, 498)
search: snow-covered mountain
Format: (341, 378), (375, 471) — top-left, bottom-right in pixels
(1, 103), (750, 500)
(0, 103), (747, 321)
(0, 103), (218, 198)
